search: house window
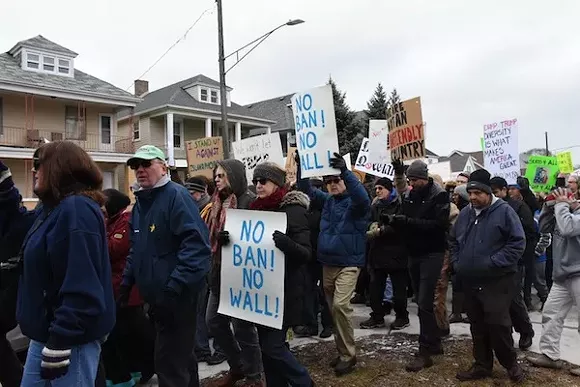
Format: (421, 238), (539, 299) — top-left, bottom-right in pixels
(133, 120), (140, 140)
(58, 59), (70, 74)
(26, 52), (40, 69)
(200, 88), (208, 102)
(42, 56), (55, 72)
(173, 121), (183, 148)
(211, 90), (218, 103)
(100, 115), (112, 144)
(65, 106), (86, 140)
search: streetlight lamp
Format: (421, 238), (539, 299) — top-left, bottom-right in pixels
(216, 0), (304, 158)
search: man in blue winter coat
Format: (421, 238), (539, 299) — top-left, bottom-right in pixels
(450, 169), (526, 383)
(297, 152), (370, 377)
(119, 145), (211, 387)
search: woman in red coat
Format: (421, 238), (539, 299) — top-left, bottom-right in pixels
(101, 189), (155, 386)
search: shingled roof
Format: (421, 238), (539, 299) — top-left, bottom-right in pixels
(122, 75), (275, 123)
(0, 35), (139, 104)
(245, 94), (294, 131)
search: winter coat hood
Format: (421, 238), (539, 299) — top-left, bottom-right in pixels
(216, 159), (248, 199)
(280, 190), (310, 210)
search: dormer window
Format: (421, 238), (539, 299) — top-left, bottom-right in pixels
(211, 90), (218, 103)
(23, 49), (73, 77)
(200, 88), (208, 102)
(199, 87), (220, 105)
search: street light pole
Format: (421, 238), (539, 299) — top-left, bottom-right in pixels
(216, 2), (304, 159)
(216, 0), (230, 158)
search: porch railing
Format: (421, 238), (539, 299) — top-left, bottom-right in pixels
(0, 126), (134, 154)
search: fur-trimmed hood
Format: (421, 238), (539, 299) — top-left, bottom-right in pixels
(281, 190), (310, 210)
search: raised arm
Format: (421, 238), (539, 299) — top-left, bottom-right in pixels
(554, 202), (580, 237)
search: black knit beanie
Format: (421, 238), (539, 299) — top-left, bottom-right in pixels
(185, 176), (207, 194)
(253, 162), (286, 187)
(375, 177), (393, 192)
(103, 189), (131, 217)
(466, 169), (492, 194)
(406, 160), (429, 180)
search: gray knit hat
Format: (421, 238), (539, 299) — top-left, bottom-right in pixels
(406, 160), (429, 180)
(253, 162), (286, 187)
(454, 184), (470, 202)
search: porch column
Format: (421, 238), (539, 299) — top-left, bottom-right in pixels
(235, 122), (242, 142)
(205, 117), (212, 137)
(166, 113), (175, 167)
(266, 126), (272, 134)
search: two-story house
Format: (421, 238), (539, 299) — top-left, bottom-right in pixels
(117, 75), (276, 181)
(0, 35), (141, 208)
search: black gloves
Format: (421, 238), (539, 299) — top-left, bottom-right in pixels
(329, 152), (348, 172)
(272, 231), (293, 252)
(41, 346), (71, 380)
(218, 230), (230, 246)
(392, 158), (405, 175)
(294, 151), (300, 166)
(116, 284), (131, 308)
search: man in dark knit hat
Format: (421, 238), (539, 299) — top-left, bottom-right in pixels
(384, 159), (450, 372)
(450, 169), (525, 383)
(186, 176), (212, 223)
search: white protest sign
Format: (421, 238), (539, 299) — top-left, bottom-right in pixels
(291, 85), (340, 178)
(483, 118), (520, 184)
(232, 133), (284, 184)
(355, 137), (394, 178)
(343, 153), (352, 171)
(368, 120), (389, 163)
(218, 209), (287, 329)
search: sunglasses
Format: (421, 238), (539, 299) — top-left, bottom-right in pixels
(215, 173), (225, 179)
(252, 178), (269, 186)
(325, 178), (342, 185)
(129, 160), (152, 170)
(33, 157), (41, 172)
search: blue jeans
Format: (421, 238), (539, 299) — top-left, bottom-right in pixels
(21, 340), (101, 387)
(383, 276), (393, 303)
(257, 326), (312, 386)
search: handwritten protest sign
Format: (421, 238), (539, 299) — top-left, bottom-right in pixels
(368, 120), (389, 163)
(232, 133), (284, 184)
(291, 85), (340, 178)
(355, 137), (395, 179)
(218, 209), (287, 329)
(387, 97), (425, 161)
(185, 136), (223, 179)
(285, 147), (297, 184)
(483, 118), (520, 184)
(525, 156), (559, 193)
(556, 152), (574, 174)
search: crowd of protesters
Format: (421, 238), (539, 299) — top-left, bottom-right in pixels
(1, 140), (580, 387)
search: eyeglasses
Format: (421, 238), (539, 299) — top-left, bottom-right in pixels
(32, 157), (41, 172)
(129, 160), (152, 170)
(252, 178), (268, 186)
(325, 178), (342, 185)
(215, 173), (225, 179)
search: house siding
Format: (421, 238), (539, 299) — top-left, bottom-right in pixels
(3, 158), (33, 198)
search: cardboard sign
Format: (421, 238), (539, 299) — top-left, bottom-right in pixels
(483, 118), (520, 184)
(232, 133), (284, 184)
(185, 136), (223, 179)
(525, 156), (559, 193)
(285, 147), (297, 184)
(368, 120), (389, 163)
(291, 85), (340, 178)
(355, 137), (395, 179)
(556, 152), (574, 174)
(126, 166), (136, 203)
(387, 97), (425, 161)
(218, 209), (287, 329)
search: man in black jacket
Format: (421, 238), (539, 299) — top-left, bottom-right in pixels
(490, 177), (535, 350)
(384, 160), (450, 372)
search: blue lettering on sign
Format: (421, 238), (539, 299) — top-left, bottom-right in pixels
(294, 93), (326, 133)
(229, 288), (280, 318)
(242, 267), (264, 289)
(240, 220), (265, 243)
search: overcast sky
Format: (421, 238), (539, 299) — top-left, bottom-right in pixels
(2, 0), (579, 163)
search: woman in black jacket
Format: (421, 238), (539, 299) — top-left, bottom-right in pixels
(249, 162), (314, 387)
(360, 177), (410, 330)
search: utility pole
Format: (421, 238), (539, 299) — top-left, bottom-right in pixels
(545, 131), (549, 156)
(217, 0), (230, 159)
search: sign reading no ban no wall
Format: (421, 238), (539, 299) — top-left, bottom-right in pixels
(291, 85), (341, 178)
(218, 209), (287, 330)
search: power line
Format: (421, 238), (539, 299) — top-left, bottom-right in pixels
(125, 4), (216, 91)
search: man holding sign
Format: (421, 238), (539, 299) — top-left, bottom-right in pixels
(297, 151), (371, 377)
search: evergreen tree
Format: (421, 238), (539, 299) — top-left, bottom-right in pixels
(328, 77), (365, 156)
(365, 83), (388, 119)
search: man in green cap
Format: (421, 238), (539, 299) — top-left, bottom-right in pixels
(119, 145), (211, 387)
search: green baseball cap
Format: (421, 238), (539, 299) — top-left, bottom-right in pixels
(127, 145), (166, 165)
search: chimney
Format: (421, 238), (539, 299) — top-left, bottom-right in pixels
(134, 80), (149, 97)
